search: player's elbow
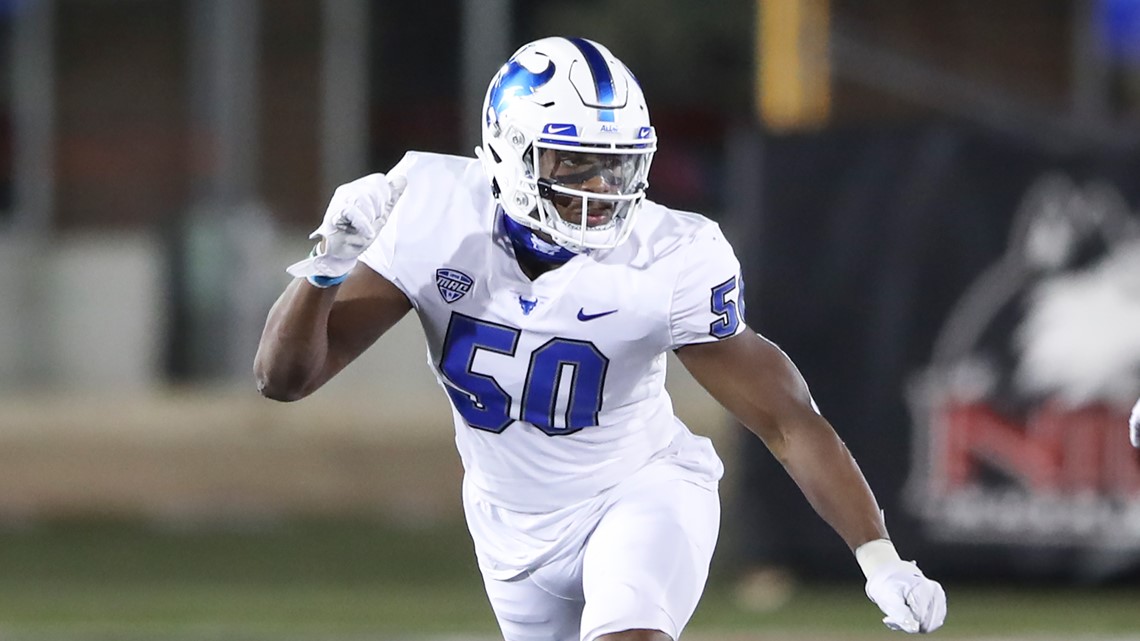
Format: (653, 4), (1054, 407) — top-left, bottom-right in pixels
(754, 424), (793, 465)
(256, 376), (309, 402)
(253, 360), (314, 403)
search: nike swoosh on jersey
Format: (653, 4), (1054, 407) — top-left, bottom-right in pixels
(577, 308), (618, 321)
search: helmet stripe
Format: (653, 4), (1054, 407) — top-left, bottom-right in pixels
(567, 37), (616, 122)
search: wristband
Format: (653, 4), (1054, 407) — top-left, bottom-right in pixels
(307, 273), (348, 288)
(855, 538), (902, 579)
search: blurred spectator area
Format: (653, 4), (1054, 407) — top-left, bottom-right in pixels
(830, 0), (1071, 124)
(9, 1), (1129, 230)
(5, 1), (1132, 230)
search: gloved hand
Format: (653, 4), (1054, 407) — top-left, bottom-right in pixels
(865, 559), (947, 634)
(287, 173), (408, 280)
(1130, 397), (1140, 449)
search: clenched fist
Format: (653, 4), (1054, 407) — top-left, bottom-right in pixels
(288, 173), (408, 282)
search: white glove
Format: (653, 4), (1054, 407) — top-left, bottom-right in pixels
(287, 173), (407, 280)
(1130, 397), (1140, 449)
(858, 540), (946, 634)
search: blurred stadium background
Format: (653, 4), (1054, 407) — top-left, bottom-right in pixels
(1, 0), (1139, 639)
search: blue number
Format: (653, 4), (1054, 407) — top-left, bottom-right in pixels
(438, 314), (609, 435)
(522, 339), (609, 435)
(709, 276), (743, 338)
(439, 313), (518, 432)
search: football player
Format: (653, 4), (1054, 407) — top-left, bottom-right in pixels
(255, 37), (946, 641)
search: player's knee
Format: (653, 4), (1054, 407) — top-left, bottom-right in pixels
(593, 629), (672, 641)
(582, 580), (684, 641)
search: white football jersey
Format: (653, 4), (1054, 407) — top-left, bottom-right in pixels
(359, 152), (745, 513)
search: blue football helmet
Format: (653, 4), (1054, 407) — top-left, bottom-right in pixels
(477, 37), (657, 253)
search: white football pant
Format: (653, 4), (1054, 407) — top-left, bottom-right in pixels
(476, 465), (720, 641)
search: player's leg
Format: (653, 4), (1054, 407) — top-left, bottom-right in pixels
(579, 477), (720, 641)
(482, 570), (585, 641)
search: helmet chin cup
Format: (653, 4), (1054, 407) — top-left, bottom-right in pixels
(479, 37), (656, 253)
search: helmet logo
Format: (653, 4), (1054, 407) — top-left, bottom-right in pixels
(542, 123), (578, 136)
(487, 58), (556, 125)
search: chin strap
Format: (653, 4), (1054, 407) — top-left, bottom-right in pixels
(500, 209), (577, 265)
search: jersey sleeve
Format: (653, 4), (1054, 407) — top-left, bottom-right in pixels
(668, 223), (747, 348)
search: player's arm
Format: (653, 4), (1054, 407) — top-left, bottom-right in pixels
(254, 173), (410, 401)
(676, 331), (885, 548)
(254, 263), (411, 401)
(676, 331), (946, 634)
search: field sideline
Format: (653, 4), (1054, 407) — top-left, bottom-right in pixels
(0, 519), (1136, 641)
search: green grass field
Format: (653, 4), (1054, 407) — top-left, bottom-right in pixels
(0, 519), (1136, 640)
